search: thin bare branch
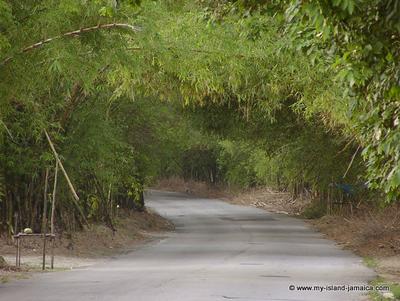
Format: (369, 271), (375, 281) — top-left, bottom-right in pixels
(343, 145), (361, 179)
(2, 23), (142, 66)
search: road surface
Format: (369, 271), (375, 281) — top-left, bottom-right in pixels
(0, 190), (375, 301)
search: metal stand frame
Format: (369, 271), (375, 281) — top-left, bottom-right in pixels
(14, 233), (56, 270)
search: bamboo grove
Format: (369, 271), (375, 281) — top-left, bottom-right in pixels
(0, 0), (399, 234)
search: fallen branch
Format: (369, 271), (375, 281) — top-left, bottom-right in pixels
(2, 23), (142, 66)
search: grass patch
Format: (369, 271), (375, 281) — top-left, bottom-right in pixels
(0, 275), (10, 283)
(391, 284), (400, 299)
(0, 263), (66, 285)
(369, 278), (400, 300)
(364, 256), (378, 269)
(0, 272), (30, 284)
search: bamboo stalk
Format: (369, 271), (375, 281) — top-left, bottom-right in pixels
(108, 183), (113, 219)
(50, 161), (58, 234)
(42, 168), (49, 270)
(44, 130), (88, 225)
(50, 161), (58, 269)
(13, 212), (18, 236)
(42, 168), (49, 232)
(44, 130), (79, 201)
(2, 23), (142, 66)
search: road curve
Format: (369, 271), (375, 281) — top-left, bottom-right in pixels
(0, 190), (375, 301)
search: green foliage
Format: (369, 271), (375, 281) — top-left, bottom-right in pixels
(184, 96), (364, 203)
(370, 278), (400, 301)
(363, 257), (378, 269)
(0, 1), (12, 46)
(1, 0), (398, 233)
(392, 284), (400, 299)
(217, 140), (262, 188)
(285, 0), (400, 201)
(182, 144), (219, 183)
(0, 0), (151, 230)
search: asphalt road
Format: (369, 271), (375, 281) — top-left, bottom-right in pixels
(1, 190), (375, 301)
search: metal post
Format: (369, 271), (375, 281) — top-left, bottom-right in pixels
(42, 234), (46, 270)
(14, 213), (18, 267)
(17, 237), (21, 267)
(15, 236), (19, 267)
(51, 236), (54, 269)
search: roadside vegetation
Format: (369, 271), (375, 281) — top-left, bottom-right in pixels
(0, 0), (399, 292)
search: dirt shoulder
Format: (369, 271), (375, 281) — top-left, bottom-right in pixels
(0, 208), (173, 282)
(309, 210), (400, 300)
(309, 212), (400, 284)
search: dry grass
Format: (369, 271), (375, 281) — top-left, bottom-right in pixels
(310, 204), (400, 284)
(311, 204), (400, 257)
(0, 209), (173, 263)
(0, 208), (173, 282)
(227, 187), (311, 215)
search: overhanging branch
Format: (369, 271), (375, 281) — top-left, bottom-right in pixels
(1, 23), (142, 66)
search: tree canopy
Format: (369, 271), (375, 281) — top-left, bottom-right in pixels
(0, 0), (398, 233)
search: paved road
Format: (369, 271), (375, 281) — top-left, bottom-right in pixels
(1, 190), (375, 301)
